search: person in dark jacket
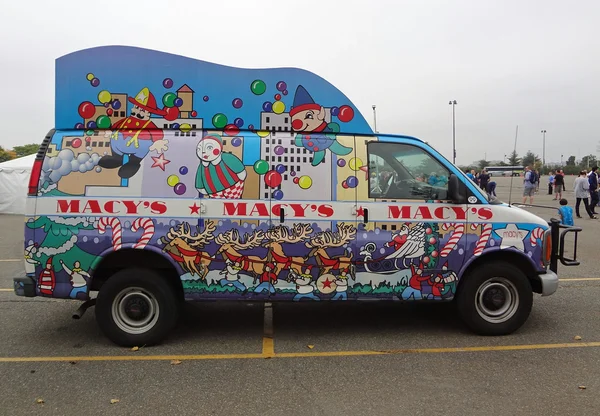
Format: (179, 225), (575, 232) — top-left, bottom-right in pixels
(588, 166), (599, 213)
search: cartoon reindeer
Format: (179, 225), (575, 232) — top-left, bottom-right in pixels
(264, 223), (313, 278)
(214, 229), (266, 281)
(304, 223), (356, 276)
(160, 221), (217, 280)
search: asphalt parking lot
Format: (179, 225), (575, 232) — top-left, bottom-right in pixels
(1, 176), (600, 416)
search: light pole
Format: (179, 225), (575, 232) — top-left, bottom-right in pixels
(449, 100), (457, 164)
(561, 154), (563, 165)
(541, 129), (546, 166)
(372, 105), (378, 133)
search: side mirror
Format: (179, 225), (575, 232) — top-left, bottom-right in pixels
(448, 174), (466, 204)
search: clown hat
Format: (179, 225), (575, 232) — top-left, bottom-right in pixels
(46, 257), (53, 267)
(200, 132), (223, 147)
(128, 87), (167, 116)
(266, 262), (275, 269)
(290, 85), (320, 117)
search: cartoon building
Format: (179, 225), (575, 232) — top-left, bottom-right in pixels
(176, 84), (194, 118)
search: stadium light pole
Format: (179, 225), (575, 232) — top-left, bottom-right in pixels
(541, 129), (547, 166)
(372, 105), (378, 133)
(449, 100), (457, 164)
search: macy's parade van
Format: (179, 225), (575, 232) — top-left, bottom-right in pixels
(14, 46), (580, 347)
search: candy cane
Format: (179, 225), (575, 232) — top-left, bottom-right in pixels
(473, 223), (492, 256)
(97, 217), (122, 251)
(440, 223), (465, 257)
(530, 227), (544, 247)
(131, 218), (155, 249)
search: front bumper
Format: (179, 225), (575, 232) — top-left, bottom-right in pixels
(13, 276), (36, 297)
(538, 271), (559, 296)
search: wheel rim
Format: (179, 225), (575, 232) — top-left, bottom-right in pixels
(475, 277), (519, 324)
(111, 287), (160, 335)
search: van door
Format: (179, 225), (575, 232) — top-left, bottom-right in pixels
(354, 139), (466, 301)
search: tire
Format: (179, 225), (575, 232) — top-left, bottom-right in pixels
(456, 262), (533, 335)
(95, 268), (179, 347)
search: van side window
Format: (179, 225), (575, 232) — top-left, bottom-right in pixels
(367, 142), (450, 201)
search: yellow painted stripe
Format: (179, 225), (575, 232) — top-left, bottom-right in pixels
(1, 342), (600, 363)
(559, 278), (600, 282)
(0, 259), (20, 262)
(0, 289), (13, 292)
(262, 302), (274, 358)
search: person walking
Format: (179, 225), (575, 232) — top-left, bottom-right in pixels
(548, 171), (555, 195)
(588, 166), (599, 213)
(573, 170), (597, 219)
(478, 169), (490, 191)
(554, 169), (565, 200)
(522, 166), (536, 205)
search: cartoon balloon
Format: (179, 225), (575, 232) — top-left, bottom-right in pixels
(112, 99), (121, 110)
(180, 123), (191, 133)
(231, 137), (242, 147)
(78, 102), (96, 119)
(253, 160), (269, 175)
(191, 110), (198, 117)
(163, 78), (174, 88)
(251, 79), (266, 95)
(203, 96), (209, 102)
(163, 92), (177, 108)
(290, 171), (296, 177)
(174, 97), (184, 107)
(257, 130), (270, 138)
(179, 166), (188, 175)
(96, 115), (111, 129)
(276, 81), (287, 92)
(274, 145), (284, 155)
(86, 73), (95, 81)
(174, 183), (186, 195)
(85, 129), (94, 136)
(172, 123), (180, 130)
(234, 118), (244, 128)
(342, 180), (349, 189)
(74, 123), (84, 130)
(248, 124), (254, 130)
(232, 98), (243, 109)
(224, 124), (240, 136)
(283, 90), (288, 95)
(298, 175), (312, 189)
(274, 94), (281, 101)
(346, 176), (358, 188)
(85, 136), (91, 143)
(262, 101), (273, 112)
(71, 138), (82, 149)
(107, 108), (113, 116)
(338, 105), (355, 122)
(264, 171), (282, 188)
(86, 121), (97, 129)
(276, 164), (286, 174)
(103, 102), (110, 108)
(293, 177), (299, 184)
(167, 175), (179, 187)
(98, 90), (111, 104)
(91, 78), (100, 87)
(331, 107), (339, 117)
(349, 157), (363, 171)
(164, 106), (179, 121)
(272, 101), (285, 114)
(273, 190), (284, 200)
(212, 113), (228, 129)
(337, 158), (346, 167)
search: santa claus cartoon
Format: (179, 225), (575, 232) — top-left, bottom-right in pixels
(290, 85), (352, 166)
(98, 87), (176, 179)
(195, 133), (246, 199)
(38, 257), (56, 296)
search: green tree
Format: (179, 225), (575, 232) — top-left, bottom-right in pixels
(0, 146), (14, 162)
(579, 154), (597, 169)
(522, 151), (540, 168)
(12, 144), (40, 157)
(508, 150), (521, 166)
(478, 159), (490, 169)
(566, 156), (576, 166)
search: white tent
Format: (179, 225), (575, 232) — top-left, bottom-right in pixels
(0, 154), (36, 214)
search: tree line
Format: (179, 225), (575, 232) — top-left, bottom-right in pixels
(0, 144), (40, 162)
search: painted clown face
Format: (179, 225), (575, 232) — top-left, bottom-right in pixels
(196, 137), (222, 162)
(291, 107), (326, 132)
(130, 105), (151, 121)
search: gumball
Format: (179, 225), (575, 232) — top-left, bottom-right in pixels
(346, 176), (358, 188)
(262, 101), (273, 112)
(212, 113), (228, 129)
(224, 124), (240, 136)
(173, 97), (184, 107)
(234, 118), (244, 128)
(179, 166), (188, 175)
(232, 98), (243, 108)
(112, 99), (121, 110)
(425, 227), (432, 234)
(248, 124), (254, 130)
(276, 81), (287, 92)
(98, 90), (111, 104)
(293, 177), (299, 184)
(331, 106), (339, 117)
(274, 94), (281, 101)
(74, 123), (84, 130)
(337, 105), (355, 122)
(85, 129), (94, 136)
(264, 171), (282, 188)
(422, 256), (430, 264)
(85, 136), (91, 143)
(91, 78), (100, 87)
(86, 73), (94, 81)
(283, 90), (288, 95)
(231, 137), (242, 147)
(78, 102), (96, 119)
(86, 121), (97, 129)
(174, 182), (186, 195)
(162, 92), (177, 108)
(348, 157), (363, 171)
(164, 106), (179, 121)
(272, 101), (285, 114)
(191, 110), (198, 117)
(257, 130), (270, 138)
(172, 123), (180, 130)
(273, 190), (284, 200)
(429, 237), (436, 245)
(276, 164), (286, 174)
(342, 180), (349, 189)
(337, 158), (346, 167)
(71, 138), (82, 148)
(103, 102), (110, 108)
(274, 145), (284, 155)
(203, 96), (209, 101)
(253, 159), (269, 175)
(96, 115), (111, 129)
(167, 175), (179, 187)
(298, 175), (312, 189)
(163, 78), (174, 88)
(107, 108), (113, 116)
(290, 170), (296, 177)
(431, 250), (438, 258)
(250, 79), (266, 95)
(180, 123), (191, 133)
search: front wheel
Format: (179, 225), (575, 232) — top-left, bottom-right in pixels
(456, 262), (533, 335)
(95, 268), (179, 347)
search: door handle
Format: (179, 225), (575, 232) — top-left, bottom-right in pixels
(279, 207), (285, 223)
(363, 208), (369, 224)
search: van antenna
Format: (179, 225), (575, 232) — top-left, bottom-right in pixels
(508, 125), (519, 206)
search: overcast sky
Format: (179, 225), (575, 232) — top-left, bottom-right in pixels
(2, 0), (599, 165)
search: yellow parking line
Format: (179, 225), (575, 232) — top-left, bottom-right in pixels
(1, 341), (600, 363)
(262, 302), (274, 358)
(0, 289), (13, 292)
(560, 278), (600, 281)
(0, 259), (20, 262)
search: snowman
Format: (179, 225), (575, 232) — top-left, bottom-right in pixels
(195, 133), (247, 199)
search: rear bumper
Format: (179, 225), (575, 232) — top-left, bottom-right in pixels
(538, 271), (559, 296)
(13, 276), (36, 297)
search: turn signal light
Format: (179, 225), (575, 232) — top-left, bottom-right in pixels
(544, 231), (552, 266)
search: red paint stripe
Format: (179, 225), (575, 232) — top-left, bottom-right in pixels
(204, 166), (217, 193)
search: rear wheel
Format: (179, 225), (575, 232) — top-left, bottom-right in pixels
(95, 268), (179, 347)
(456, 262), (533, 335)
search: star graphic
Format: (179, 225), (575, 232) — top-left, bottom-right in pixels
(322, 278), (333, 289)
(151, 153), (171, 171)
(136, 91), (147, 102)
(494, 224), (527, 251)
(189, 203), (201, 215)
(356, 207), (365, 218)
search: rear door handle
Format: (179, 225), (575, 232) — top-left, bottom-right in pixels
(363, 208), (369, 224)
(279, 207), (285, 223)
